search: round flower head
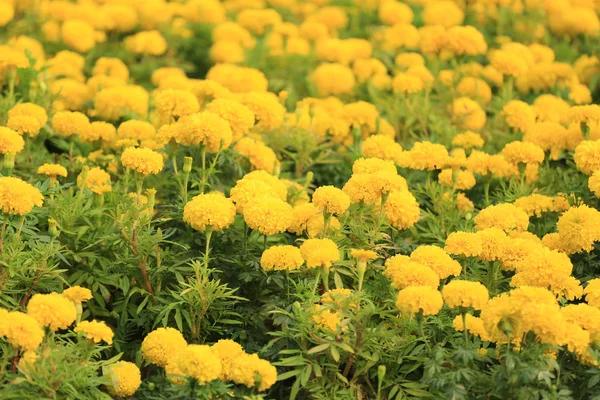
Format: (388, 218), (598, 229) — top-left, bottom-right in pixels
(211, 339), (246, 381)
(183, 192), (236, 232)
(361, 135), (403, 162)
(410, 245), (461, 279)
(141, 327), (188, 367)
(238, 92), (285, 131)
(350, 249), (377, 263)
(7, 115), (42, 137)
(106, 361), (141, 397)
(94, 85), (150, 121)
(396, 286), (443, 316)
(452, 131), (484, 150)
(574, 140), (600, 175)
(261, 245), (304, 271)
(321, 288), (358, 309)
(62, 286), (92, 303)
(51, 111), (91, 137)
(205, 98), (255, 142)
(121, 147), (164, 176)
(234, 137), (278, 173)
(312, 186), (351, 215)
(27, 292), (77, 331)
(442, 280), (489, 310)
(384, 190), (420, 230)
(229, 352), (277, 391)
(392, 73), (424, 94)
(0, 127), (25, 154)
(175, 111), (233, 152)
(287, 203), (319, 235)
(502, 100), (536, 133)
(501, 141), (544, 165)
(174, 344), (222, 384)
(452, 97), (486, 131)
(154, 89), (200, 121)
(452, 314), (490, 341)
(37, 163), (67, 179)
(438, 169), (476, 190)
(243, 196), (293, 236)
(300, 238), (340, 268)
(444, 231), (482, 257)
(8, 103), (48, 128)
(311, 63), (356, 96)
(0, 177), (43, 215)
(3, 311), (45, 351)
(384, 256), (440, 289)
(125, 30), (167, 56)
(77, 167), (112, 194)
(556, 205), (600, 254)
(584, 278), (600, 308)
(475, 203), (530, 233)
(74, 320), (114, 344)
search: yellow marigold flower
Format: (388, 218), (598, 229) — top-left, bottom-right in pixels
(7, 115), (41, 137)
(569, 84), (592, 105)
(0, 177), (43, 215)
(475, 203), (530, 233)
(321, 288), (358, 309)
(312, 186), (350, 215)
(141, 327), (187, 367)
(239, 92), (285, 131)
(533, 95), (570, 125)
(125, 30), (167, 56)
(207, 64), (268, 93)
(410, 245), (462, 279)
(452, 97), (486, 131)
(442, 280), (489, 310)
(343, 101), (379, 135)
(445, 25), (487, 56)
(452, 131), (484, 150)
(261, 245), (304, 271)
(311, 304), (344, 333)
(121, 147), (163, 176)
(574, 140), (600, 175)
(74, 320), (113, 344)
(62, 286), (92, 303)
(244, 196), (293, 236)
(0, 2), (14, 27)
(0, 127), (24, 154)
(94, 85), (149, 121)
(379, 0), (413, 25)
(243, 170), (288, 200)
(61, 19), (96, 53)
(514, 194), (563, 217)
(361, 135), (403, 162)
(92, 57), (129, 81)
(300, 238), (340, 268)
(438, 169), (476, 191)
(210, 40), (245, 64)
(3, 311), (44, 351)
(384, 255), (439, 289)
(230, 178), (282, 214)
(106, 361), (141, 397)
(7, 103), (47, 133)
(78, 167), (112, 195)
(489, 49), (529, 77)
(176, 344), (223, 384)
(561, 304), (600, 342)
(183, 192), (236, 232)
(523, 122), (568, 160)
(457, 77), (492, 105)
(350, 249), (377, 263)
(476, 227), (510, 262)
(445, 231), (482, 257)
(502, 100), (536, 133)
(452, 314), (490, 341)
(384, 190), (420, 230)
(154, 89), (200, 121)
(398, 141), (449, 171)
(205, 99), (255, 142)
(234, 137), (278, 173)
(501, 141), (545, 165)
(51, 111), (91, 137)
(207, 340), (246, 385)
(91, 121), (117, 144)
(18, 349), (39, 373)
(557, 205), (600, 254)
(118, 120), (156, 141)
(27, 292), (76, 331)
(423, 0), (463, 27)
(306, 214), (341, 238)
(584, 278), (600, 308)
(395, 52), (424, 69)
(353, 58), (387, 83)
(568, 105), (600, 124)
(175, 111), (232, 151)
(396, 286), (443, 316)
(311, 63), (356, 96)
(392, 72), (424, 94)
(287, 203), (319, 235)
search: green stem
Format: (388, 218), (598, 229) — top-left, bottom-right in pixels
(15, 215), (25, 242)
(461, 311), (469, 347)
(312, 269), (321, 295)
(416, 312), (431, 352)
(203, 229), (213, 273)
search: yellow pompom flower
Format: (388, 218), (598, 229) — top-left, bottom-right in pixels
(556, 205), (600, 254)
(234, 137), (278, 173)
(175, 345), (222, 384)
(244, 196), (293, 236)
(211, 339), (245, 381)
(37, 163), (68, 179)
(27, 292), (77, 331)
(106, 361), (141, 397)
(410, 245), (462, 279)
(584, 278), (600, 308)
(444, 232), (482, 258)
(7, 116), (41, 137)
(384, 255), (440, 289)
(502, 100), (536, 133)
(7, 102), (47, 136)
(175, 111), (233, 152)
(384, 190), (420, 230)
(350, 249), (377, 263)
(74, 320), (114, 344)
(311, 305), (345, 333)
(3, 311), (45, 351)
(438, 169), (476, 190)
(475, 203), (530, 233)
(206, 64), (268, 94)
(94, 85), (149, 121)
(205, 98), (255, 142)
(0, 3), (14, 27)
(0, 177), (44, 215)
(261, 245), (304, 271)
(141, 327), (188, 367)
(452, 314), (490, 341)
(300, 238), (340, 268)
(0, 127), (24, 155)
(77, 167), (112, 195)
(452, 97), (486, 131)
(51, 111), (91, 137)
(154, 89), (200, 121)
(361, 135), (403, 162)
(92, 57), (129, 81)
(392, 73), (424, 94)
(442, 280), (489, 310)
(62, 286), (92, 303)
(183, 192), (236, 232)
(396, 286), (443, 316)
(312, 186), (351, 215)
(125, 30), (167, 56)
(61, 19), (96, 53)
(574, 140), (600, 175)
(121, 147), (164, 176)
(489, 50), (529, 77)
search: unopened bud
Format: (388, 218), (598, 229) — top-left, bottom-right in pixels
(377, 365), (386, 383)
(183, 156), (193, 174)
(3, 153), (15, 173)
(146, 188), (157, 210)
(48, 218), (58, 238)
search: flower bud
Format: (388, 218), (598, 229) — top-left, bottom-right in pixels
(48, 218), (59, 238)
(183, 156), (193, 174)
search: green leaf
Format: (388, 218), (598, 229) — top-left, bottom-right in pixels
(330, 346), (340, 362)
(307, 343), (330, 354)
(290, 378), (301, 400)
(277, 369), (301, 381)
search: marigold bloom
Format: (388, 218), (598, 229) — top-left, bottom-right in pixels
(384, 190), (420, 230)
(475, 203), (530, 233)
(452, 97), (486, 131)
(384, 255), (440, 289)
(27, 292), (77, 331)
(205, 98), (255, 142)
(311, 304), (344, 333)
(175, 344), (222, 384)
(452, 314), (490, 341)
(350, 249), (377, 263)
(312, 186), (351, 215)
(154, 89), (200, 121)
(52, 111), (91, 137)
(125, 30), (167, 56)
(398, 141), (449, 171)
(61, 19), (96, 53)
(584, 278), (600, 308)
(62, 286), (92, 303)
(392, 73), (424, 94)
(438, 169), (476, 190)
(312, 63), (356, 96)
(0, 127), (24, 154)
(183, 192), (236, 232)
(142, 327), (188, 367)
(444, 231), (482, 257)
(238, 92), (285, 131)
(2, 311), (44, 351)
(207, 64), (268, 93)
(77, 167), (112, 195)
(410, 245), (462, 279)
(396, 286), (443, 316)
(121, 147), (164, 176)
(234, 137), (278, 172)
(106, 361), (141, 397)
(0, 177), (43, 215)
(74, 320), (114, 344)
(211, 339), (245, 381)
(94, 85), (149, 121)
(361, 135), (403, 162)
(442, 280), (489, 310)
(244, 196), (293, 236)
(574, 140), (600, 175)
(300, 238), (340, 268)
(556, 205), (600, 254)
(261, 245), (304, 271)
